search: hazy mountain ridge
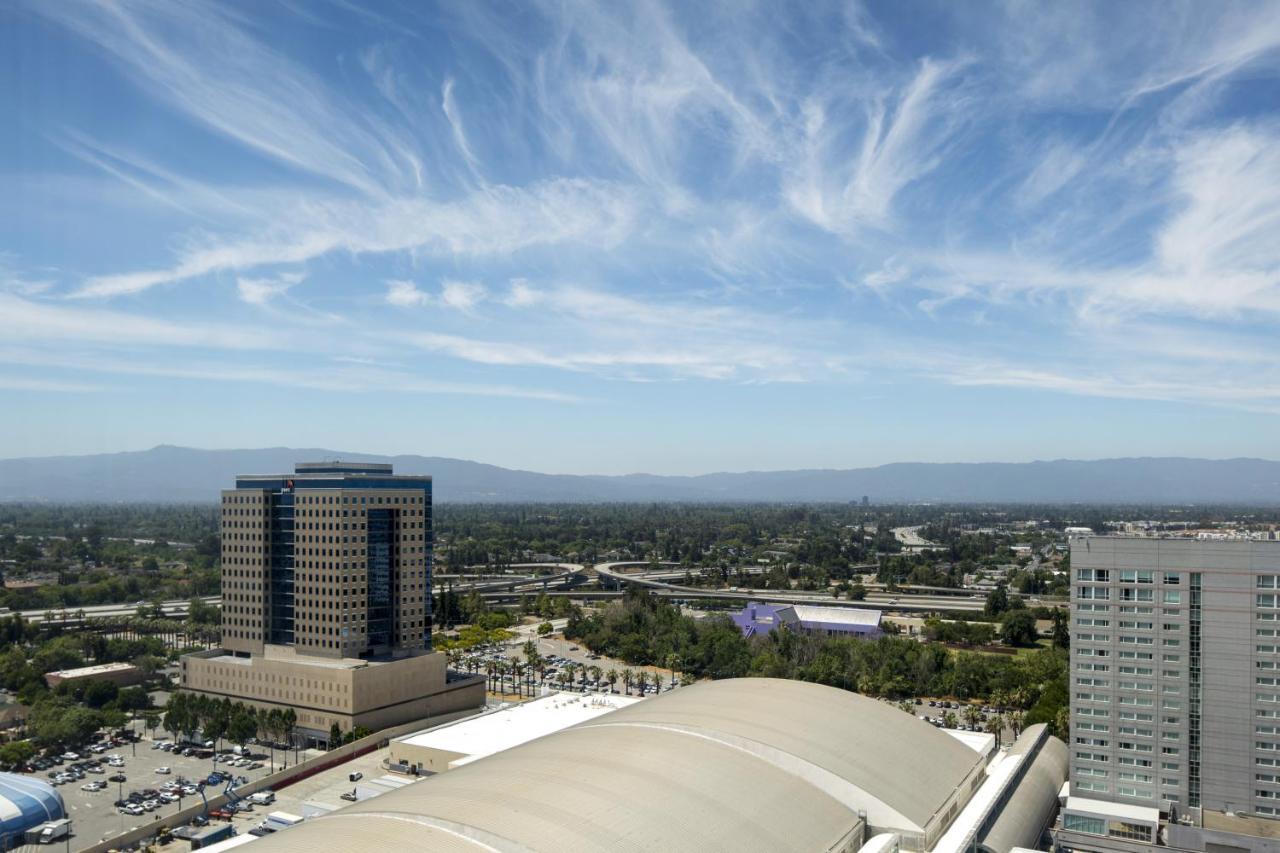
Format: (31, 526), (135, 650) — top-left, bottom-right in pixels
(1, 446), (1278, 503)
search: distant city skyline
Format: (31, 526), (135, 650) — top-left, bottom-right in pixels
(2, 2), (1278, 475)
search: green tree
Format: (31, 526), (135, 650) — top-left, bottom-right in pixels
(0, 741), (35, 770)
(536, 622), (553, 637)
(82, 679), (119, 709)
(117, 686), (152, 714)
(227, 706), (257, 754)
(983, 585), (1010, 619)
(328, 722), (343, 749)
(1050, 608), (1070, 650)
(1000, 610), (1039, 647)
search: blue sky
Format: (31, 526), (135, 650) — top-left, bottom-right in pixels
(1, 1), (1278, 475)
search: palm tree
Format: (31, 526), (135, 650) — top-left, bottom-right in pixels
(283, 708), (298, 764)
(507, 657), (521, 694)
(484, 660), (497, 693)
(664, 654), (682, 688)
(1007, 710), (1026, 739)
(942, 711), (959, 729)
(511, 661), (524, 698)
(984, 714), (1004, 747)
(963, 705), (982, 730)
(635, 671), (648, 695)
(1052, 706), (1069, 741)
(622, 669), (634, 696)
(587, 665), (602, 688)
(606, 669), (619, 694)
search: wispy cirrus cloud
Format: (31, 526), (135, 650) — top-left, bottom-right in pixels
(236, 272), (305, 306)
(34, 0), (417, 196)
(71, 177), (638, 298)
(8, 0), (1280, 454)
(786, 57), (973, 233)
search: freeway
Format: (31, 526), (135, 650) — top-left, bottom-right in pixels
(18, 596), (221, 624)
(892, 525), (942, 549)
(19, 558), (1032, 628)
(477, 586), (987, 612)
(590, 562), (988, 612)
(444, 562), (585, 593)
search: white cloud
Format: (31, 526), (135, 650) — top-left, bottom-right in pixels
(72, 178), (638, 298)
(503, 279), (542, 307)
(441, 77), (480, 175)
(406, 282), (851, 382)
(236, 272), (305, 306)
(0, 376), (108, 393)
(0, 347), (577, 403)
(861, 257), (910, 289)
(1016, 140), (1090, 208)
(385, 280), (431, 307)
(0, 293), (287, 351)
(34, 1), (417, 196)
(785, 58), (971, 233)
(440, 280), (487, 312)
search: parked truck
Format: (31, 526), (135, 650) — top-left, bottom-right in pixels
(25, 819), (71, 845)
(259, 811), (303, 833)
(248, 790), (275, 806)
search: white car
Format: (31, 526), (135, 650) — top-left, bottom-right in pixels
(155, 766), (172, 775)
(81, 781), (104, 791)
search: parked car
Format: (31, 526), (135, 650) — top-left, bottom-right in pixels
(155, 766), (172, 775)
(109, 773), (126, 783)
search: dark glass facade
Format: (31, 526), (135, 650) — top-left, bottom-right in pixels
(366, 509), (394, 650)
(268, 491), (295, 645)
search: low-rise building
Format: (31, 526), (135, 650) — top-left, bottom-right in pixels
(388, 692), (640, 774)
(731, 602), (883, 639)
(44, 662), (144, 689)
(181, 645), (483, 745)
(242, 679), (1068, 853)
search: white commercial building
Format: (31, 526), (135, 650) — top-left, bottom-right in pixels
(388, 692), (641, 774)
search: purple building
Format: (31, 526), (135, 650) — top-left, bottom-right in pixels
(731, 602), (883, 639)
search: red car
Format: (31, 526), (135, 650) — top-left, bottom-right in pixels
(208, 809), (233, 820)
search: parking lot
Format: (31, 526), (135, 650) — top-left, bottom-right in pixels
(224, 745), (402, 833)
(528, 633), (675, 693)
(19, 734), (297, 851)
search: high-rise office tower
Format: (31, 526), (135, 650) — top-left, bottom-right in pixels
(221, 461), (432, 659)
(182, 462), (483, 744)
(1060, 536), (1280, 853)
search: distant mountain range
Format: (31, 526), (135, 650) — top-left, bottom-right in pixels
(0, 445), (1278, 504)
